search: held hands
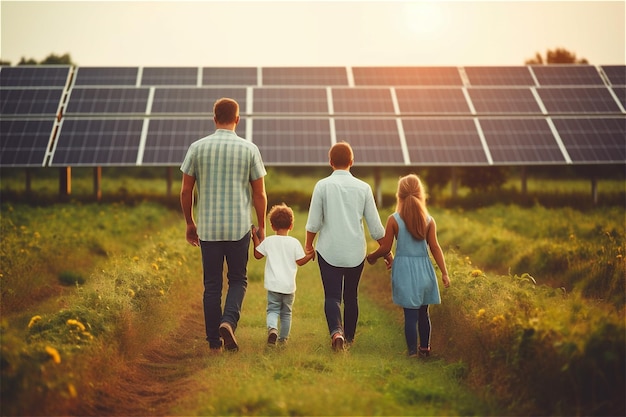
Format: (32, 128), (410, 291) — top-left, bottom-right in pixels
(367, 252), (393, 270)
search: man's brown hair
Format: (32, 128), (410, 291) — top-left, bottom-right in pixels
(268, 203), (294, 230)
(329, 141), (353, 169)
(213, 98), (239, 125)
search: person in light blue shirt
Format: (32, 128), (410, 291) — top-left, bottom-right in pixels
(305, 142), (385, 351)
(180, 97), (267, 353)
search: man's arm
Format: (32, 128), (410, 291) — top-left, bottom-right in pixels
(180, 173), (199, 246)
(250, 177), (267, 241)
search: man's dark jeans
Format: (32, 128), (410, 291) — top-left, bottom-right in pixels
(317, 253), (365, 342)
(200, 234), (250, 349)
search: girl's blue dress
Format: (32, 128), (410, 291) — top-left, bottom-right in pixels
(391, 212), (441, 308)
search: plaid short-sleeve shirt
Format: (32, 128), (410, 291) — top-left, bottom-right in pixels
(180, 129), (266, 241)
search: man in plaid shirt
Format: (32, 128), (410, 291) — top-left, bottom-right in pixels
(180, 97), (267, 352)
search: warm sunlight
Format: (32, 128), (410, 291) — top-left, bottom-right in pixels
(402, 2), (445, 35)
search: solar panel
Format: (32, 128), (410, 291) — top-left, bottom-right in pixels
(552, 117), (626, 163)
(142, 118), (244, 165)
(0, 88), (64, 116)
(251, 118), (331, 164)
(151, 87), (247, 114)
(467, 88), (542, 114)
(479, 118), (566, 164)
(352, 67), (463, 86)
(332, 88), (395, 114)
(0, 119), (54, 166)
(396, 88), (470, 114)
(464, 66), (535, 86)
(0, 66), (71, 87)
(141, 67), (198, 86)
(202, 67), (257, 86)
(536, 87), (622, 114)
(73, 67), (139, 86)
(51, 118), (144, 166)
(262, 67), (348, 86)
(601, 65), (626, 85)
(252, 88), (329, 114)
(335, 118), (404, 164)
(402, 118), (488, 165)
(531, 65), (605, 86)
(610, 86), (626, 109)
(65, 87), (150, 115)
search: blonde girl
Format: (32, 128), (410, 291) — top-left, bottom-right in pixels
(367, 174), (450, 357)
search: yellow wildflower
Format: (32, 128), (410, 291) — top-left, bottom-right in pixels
(128, 288), (136, 298)
(45, 346), (61, 364)
(476, 309), (486, 319)
(151, 263), (159, 271)
(28, 315), (42, 328)
(68, 383), (78, 398)
(491, 315), (506, 326)
(470, 269), (483, 277)
(132, 256), (140, 262)
(67, 319), (86, 332)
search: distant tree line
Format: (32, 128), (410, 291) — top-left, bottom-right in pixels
(0, 52), (75, 66)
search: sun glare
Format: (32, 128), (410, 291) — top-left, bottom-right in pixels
(403, 2), (444, 35)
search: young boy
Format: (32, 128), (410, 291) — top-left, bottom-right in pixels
(252, 203), (315, 345)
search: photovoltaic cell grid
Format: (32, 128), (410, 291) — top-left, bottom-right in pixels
(396, 88), (470, 114)
(552, 117), (626, 163)
(352, 67), (463, 86)
(610, 86), (626, 108)
(464, 66), (535, 86)
(151, 87), (247, 114)
(141, 67), (198, 86)
(531, 65), (605, 86)
(203, 68), (257, 86)
(1, 88), (64, 116)
(601, 65), (626, 86)
(65, 88), (150, 114)
(0, 66), (71, 87)
(1, 119), (54, 166)
(479, 118), (566, 164)
(74, 67), (139, 86)
(332, 88), (395, 114)
(143, 118), (246, 165)
(252, 88), (328, 114)
(402, 118), (488, 165)
(334, 118), (404, 164)
(536, 87), (622, 114)
(251, 119), (331, 164)
(467, 88), (543, 114)
(261, 67), (348, 86)
(51, 118), (144, 166)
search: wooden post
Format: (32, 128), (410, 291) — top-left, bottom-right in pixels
(93, 166), (102, 201)
(59, 167), (71, 197)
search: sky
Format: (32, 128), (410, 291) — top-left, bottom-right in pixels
(1, 0), (624, 67)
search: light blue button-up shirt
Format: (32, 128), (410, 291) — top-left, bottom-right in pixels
(305, 170), (385, 267)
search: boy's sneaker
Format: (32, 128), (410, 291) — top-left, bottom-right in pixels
(418, 347), (431, 358)
(267, 328), (278, 345)
(219, 322), (239, 352)
(331, 333), (345, 351)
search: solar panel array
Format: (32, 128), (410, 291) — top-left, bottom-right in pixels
(1, 65), (624, 167)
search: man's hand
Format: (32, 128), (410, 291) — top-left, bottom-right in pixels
(186, 224), (199, 246)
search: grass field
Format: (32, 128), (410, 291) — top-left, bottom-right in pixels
(1, 171), (624, 416)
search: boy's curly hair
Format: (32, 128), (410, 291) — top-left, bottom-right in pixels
(268, 203), (294, 230)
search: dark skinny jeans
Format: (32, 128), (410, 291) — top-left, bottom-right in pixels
(403, 305), (431, 354)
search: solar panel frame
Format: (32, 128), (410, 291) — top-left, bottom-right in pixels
(151, 87), (247, 115)
(0, 65), (71, 87)
(610, 86), (626, 109)
(73, 67), (139, 86)
(334, 118), (404, 165)
(395, 87), (471, 114)
(551, 117), (626, 163)
(252, 87), (329, 114)
(531, 65), (605, 86)
(479, 118), (567, 164)
(0, 118), (54, 167)
(261, 67), (348, 86)
(467, 87), (543, 114)
(536, 87), (623, 114)
(251, 118), (331, 165)
(601, 65), (626, 86)
(401, 118), (488, 165)
(50, 118), (144, 166)
(464, 66), (536, 86)
(352, 67), (463, 86)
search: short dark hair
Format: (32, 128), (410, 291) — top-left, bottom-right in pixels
(213, 98), (239, 124)
(329, 141), (353, 169)
(268, 203), (294, 230)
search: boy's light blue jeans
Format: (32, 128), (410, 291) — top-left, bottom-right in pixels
(267, 291), (295, 341)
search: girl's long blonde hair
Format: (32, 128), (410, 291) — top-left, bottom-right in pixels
(396, 174), (429, 240)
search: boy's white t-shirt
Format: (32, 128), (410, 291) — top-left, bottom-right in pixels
(255, 235), (305, 294)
